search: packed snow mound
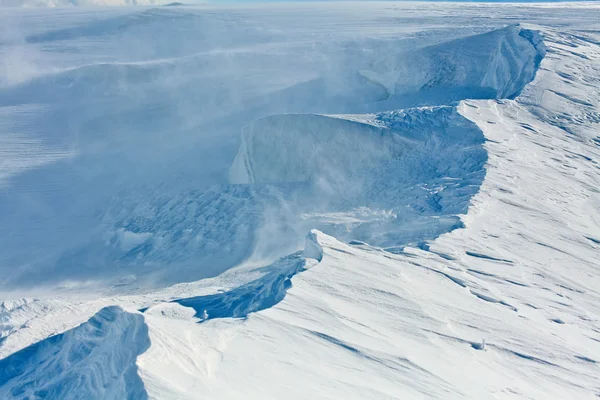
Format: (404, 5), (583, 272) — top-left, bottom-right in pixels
(361, 25), (545, 108)
(0, 306), (149, 399)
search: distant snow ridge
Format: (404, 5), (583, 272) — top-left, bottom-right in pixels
(0, 0), (184, 7)
(0, 298), (67, 347)
(361, 24), (545, 108)
(0, 306), (149, 400)
(34, 26), (543, 287)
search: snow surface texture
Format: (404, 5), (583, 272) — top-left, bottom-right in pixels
(1, 2), (600, 399)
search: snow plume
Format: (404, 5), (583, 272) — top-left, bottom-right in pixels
(0, 20), (43, 86)
(0, 21), (543, 291)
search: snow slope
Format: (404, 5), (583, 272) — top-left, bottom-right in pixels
(0, 3), (599, 399)
(136, 22), (600, 400)
(0, 306), (149, 399)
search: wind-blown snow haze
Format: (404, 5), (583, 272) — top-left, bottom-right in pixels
(0, 2), (599, 399)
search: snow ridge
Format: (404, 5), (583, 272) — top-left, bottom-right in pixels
(9, 13), (600, 399)
(360, 24), (545, 107)
(170, 252), (305, 321)
(229, 26), (543, 253)
(0, 306), (150, 400)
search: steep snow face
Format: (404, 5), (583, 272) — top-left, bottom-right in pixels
(230, 107), (486, 249)
(361, 25), (545, 108)
(230, 114), (394, 185)
(0, 306), (149, 399)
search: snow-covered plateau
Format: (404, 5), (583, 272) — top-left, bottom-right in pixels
(0, 2), (599, 399)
